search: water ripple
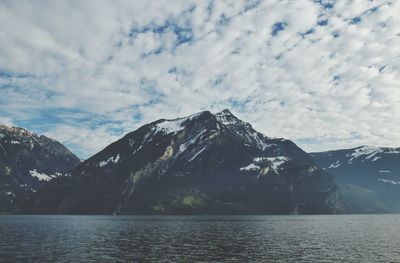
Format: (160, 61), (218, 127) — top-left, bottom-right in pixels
(1, 215), (400, 262)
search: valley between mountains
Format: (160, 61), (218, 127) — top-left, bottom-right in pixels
(0, 110), (398, 214)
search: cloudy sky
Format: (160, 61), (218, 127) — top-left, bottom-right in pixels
(0, 0), (399, 158)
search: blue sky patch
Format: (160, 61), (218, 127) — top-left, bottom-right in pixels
(271, 22), (287, 36)
(351, 17), (362, 24)
(314, 0), (334, 9)
(318, 19), (328, 26)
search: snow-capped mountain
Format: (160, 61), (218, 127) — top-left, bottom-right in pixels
(311, 146), (400, 213)
(30, 110), (343, 214)
(0, 125), (81, 212)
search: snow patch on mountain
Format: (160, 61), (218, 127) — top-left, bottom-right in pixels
(99, 154), (120, 167)
(347, 146), (399, 163)
(249, 133), (274, 151)
(154, 112), (205, 135)
(178, 129), (206, 155)
(347, 146), (383, 163)
(372, 156), (381, 162)
(378, 178), (400, 185)
(155, 120), (185, 134)
(241, 156), (290, 174)
(385, 149), (400, 154)
(264, 156), (290, 173)
(1, 191), (15, 197)
(318, 146), (400, 170)
(178, 144), (187, 154)
(187, 146), (207, 162)
(240, 163), (260, 171)
(328, 161), (341, 169)
(29, 169), (53, 181)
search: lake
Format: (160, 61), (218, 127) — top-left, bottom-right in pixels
(0, 215), (399, 262)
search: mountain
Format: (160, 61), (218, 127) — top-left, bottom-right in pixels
(29, 109), (344, 214)
(0, 125), (81, 213)
(311, 146), (400, 213)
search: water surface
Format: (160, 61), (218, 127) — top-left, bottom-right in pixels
(1, 215), (399, 262)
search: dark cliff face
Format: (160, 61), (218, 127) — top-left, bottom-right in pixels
(30, 110), (344, 214)
(0, 125), (81, 212)
(311, 146), (400, 213)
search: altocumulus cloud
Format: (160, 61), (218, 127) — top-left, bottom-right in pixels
(0, 0), (399, 158)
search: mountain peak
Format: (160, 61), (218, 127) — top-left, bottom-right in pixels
(0, 124), (33, 137)
(213, 109), (255, 133)
(217, 108), (234, 115)
(153, 109), (240, 131)
(0, 125), (81, 213)
(214, 109), (241, 126)
(31, 109), (342, 215)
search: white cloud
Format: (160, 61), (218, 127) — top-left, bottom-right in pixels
(0, 0), (399, 158)
(43, 125), (122, 159)
(0, 116), (15, 127)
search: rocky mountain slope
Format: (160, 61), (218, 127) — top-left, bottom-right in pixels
(0, 125), (81, 212)
(311, 146), (400, 213)
(30, 110), (344, 214)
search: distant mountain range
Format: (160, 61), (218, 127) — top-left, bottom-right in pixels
(0, 125), (80, 212)
(311, 146), (400, 213)
(27, 109), (343, 214)
(1, 111), (398, 215)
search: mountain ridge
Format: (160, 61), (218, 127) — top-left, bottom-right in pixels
(311, 146), (400, 213)
(0, 125), (81, 212)
(29, 109), (344, 215)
